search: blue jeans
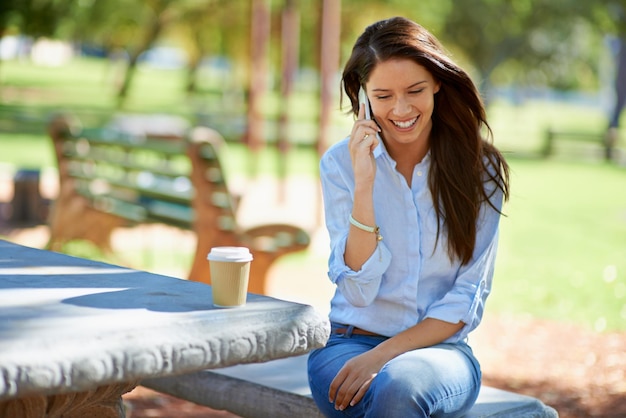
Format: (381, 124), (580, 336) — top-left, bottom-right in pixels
(307, 325), (481, 418)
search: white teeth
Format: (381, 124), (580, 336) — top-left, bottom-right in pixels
(393, 117), (417, 129)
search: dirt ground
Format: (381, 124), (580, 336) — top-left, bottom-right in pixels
(1, 173), (625, 418)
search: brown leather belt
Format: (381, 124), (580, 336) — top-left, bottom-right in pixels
(333, 326), (384, 337)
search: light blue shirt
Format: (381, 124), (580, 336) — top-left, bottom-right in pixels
(320, 137), (504, 342)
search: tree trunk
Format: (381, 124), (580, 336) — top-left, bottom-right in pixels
(609, 34), (626, 129)
(605, 32), (626, 160)
(115, 14), (166, 109)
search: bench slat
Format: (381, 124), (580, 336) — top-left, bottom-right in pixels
(142, 354), (558, 418)
(62, 147), (191, 179)
(70, 172), (192, 204)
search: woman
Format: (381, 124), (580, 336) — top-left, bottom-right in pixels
(308, 17), (510, 418)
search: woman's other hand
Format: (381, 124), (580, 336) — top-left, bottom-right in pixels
(328, 347), (387, 411)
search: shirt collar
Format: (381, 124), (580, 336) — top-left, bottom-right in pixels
(373, 139), (384, 159)
(339, 135), (386, 159)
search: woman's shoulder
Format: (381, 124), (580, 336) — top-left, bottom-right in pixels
(321, 136), (351, 161)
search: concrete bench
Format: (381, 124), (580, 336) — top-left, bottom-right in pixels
(0, 240), (330, 418)
(142, 354), (558, 418)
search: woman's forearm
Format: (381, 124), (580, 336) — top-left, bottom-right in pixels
(344, 183), (378, 270)
(375, 318), (465, 360)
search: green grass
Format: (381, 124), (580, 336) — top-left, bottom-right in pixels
(489, 98), (611, 155)
(0, 57), (350, 142)
(1, 57), (626, 332)
(0, 133), (56, 170)
(490, 159), (626, 331)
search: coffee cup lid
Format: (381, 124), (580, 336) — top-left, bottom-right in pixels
(207, 246), (253, 262)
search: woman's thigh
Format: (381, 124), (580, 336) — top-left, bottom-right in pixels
(365, 343), (481, 417)
(308, 337), (481, 418)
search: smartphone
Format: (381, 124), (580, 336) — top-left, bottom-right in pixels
(358, 87), (381, 141)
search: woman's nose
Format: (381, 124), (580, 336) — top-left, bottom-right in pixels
(392, 97), (412, 117)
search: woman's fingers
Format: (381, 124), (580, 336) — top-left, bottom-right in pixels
(333, 375), (374, 410)
(358, 102), (366, 120)
(328, 369), (345, 403)
(351, 123), (378, 147)
(351, 104), (380, 145)
(328, 361), (378, 411)
(350, 378), (374, 406)
(329, 373), (359, 410)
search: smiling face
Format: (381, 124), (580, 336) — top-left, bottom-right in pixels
(365, 58), (440, 158)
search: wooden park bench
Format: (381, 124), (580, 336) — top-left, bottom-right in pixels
(142, 354), (559, 418)
(46, 114), (310, 294)
(542, 128), (615, 160)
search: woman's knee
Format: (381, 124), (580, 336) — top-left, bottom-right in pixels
(366, 367), (430, 416)
(364, 345), (481, 417)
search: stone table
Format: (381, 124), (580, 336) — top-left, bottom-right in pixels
(0, 240), (329, 417)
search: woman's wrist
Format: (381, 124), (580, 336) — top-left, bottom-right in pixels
(349, 214), (383, 241)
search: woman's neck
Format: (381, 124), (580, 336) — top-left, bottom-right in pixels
(385, 139), (429, 187)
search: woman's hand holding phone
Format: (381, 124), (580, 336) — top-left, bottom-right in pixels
(349, 90), (381, 186)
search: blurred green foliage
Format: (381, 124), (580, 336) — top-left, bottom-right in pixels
(1, 2), (625, 332)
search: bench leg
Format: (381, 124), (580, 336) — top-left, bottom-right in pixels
(47, 196), (124, 255)
(0, 381), (138, 418)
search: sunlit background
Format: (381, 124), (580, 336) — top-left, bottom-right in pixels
(1, 0), (625, 330)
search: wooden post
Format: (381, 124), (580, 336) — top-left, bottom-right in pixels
(315, 0), (341, 226)
(246, 0), (271, 177)
(317, 0), (341, 156)
(277, 0), (300, 201)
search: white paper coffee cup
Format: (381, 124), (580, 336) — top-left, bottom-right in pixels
(207, 247), (253, 308)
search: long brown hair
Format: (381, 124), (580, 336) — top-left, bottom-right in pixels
(341, 17), (510, 265)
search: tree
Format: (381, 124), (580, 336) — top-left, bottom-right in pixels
(594, 0), (626, 158)
(12, 0), (77, 38)
(441, 0), (608, 101)
(0, 0), (78, 85)
(0, 0), (18, 39)
(70, 0), (210, 108)
(113, 0), (178, 107)
(0, 0), (18, 84)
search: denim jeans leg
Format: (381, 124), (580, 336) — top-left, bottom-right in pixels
(308, 335), (481, 418)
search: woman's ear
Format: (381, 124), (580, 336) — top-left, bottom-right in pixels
(433, 81), (441, 94)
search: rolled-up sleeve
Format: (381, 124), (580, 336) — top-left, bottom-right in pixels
(329, 236), (392, 306)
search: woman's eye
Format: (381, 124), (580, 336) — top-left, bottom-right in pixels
(409, 89), (424, 94)
(376, 95), (391, 100)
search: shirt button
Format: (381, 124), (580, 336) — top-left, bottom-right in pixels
(417, 171), (423, 176)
